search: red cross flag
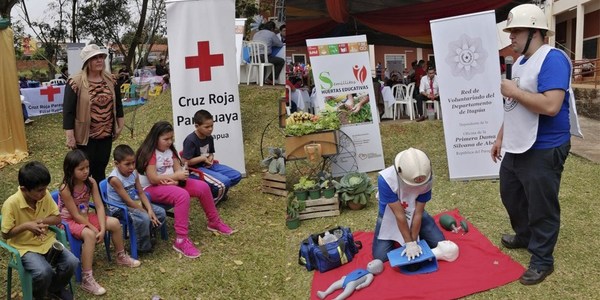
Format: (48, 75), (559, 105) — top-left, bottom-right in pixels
(40, 85), (61, 102)
(166, 0), (245, 175)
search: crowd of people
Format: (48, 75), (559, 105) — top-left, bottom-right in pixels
(2, 45), (242, 298)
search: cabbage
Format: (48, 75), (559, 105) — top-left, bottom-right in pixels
(333, 172), (376, 205)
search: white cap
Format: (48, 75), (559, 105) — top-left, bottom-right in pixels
(504, 4), (554, 36)
(394, 148), (431, 186)
(80, 44), (107, 68)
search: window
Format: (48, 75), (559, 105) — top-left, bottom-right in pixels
(384, 54), (406, 78)
(292, 54), (306, 64)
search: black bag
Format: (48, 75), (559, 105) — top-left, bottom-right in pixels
(298, 226), (362, 273)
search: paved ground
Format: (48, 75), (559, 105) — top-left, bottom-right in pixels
(570, 115), (600, 163)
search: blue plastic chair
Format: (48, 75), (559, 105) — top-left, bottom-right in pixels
(50, 190), (111, 282)
(98, 179), (168, 259)
(0, 214), (73, 300)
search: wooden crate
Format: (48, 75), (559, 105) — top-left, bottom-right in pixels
(285, 130), (338, 160)
(299, 197), (340, 220)
(262, 172), (287, 197)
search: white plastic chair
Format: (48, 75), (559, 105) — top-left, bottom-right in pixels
(392, 83), (416, 120)
(49, 79), (66, 86)
(245, 41), (275, 87)
(423, 99), (441, 120)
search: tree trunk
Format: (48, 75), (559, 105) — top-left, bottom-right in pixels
(71, 0), (77, 42)
(124, 0), (149, 72)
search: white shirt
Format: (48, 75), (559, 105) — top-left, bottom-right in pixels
(419, 75), (439, 96)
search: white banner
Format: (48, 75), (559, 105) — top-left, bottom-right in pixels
(166, 0), (246, 175)
(21, 86), (65, 116)
(235, 18), (246, 83)
(430, 11), (504, 180)
(307, 35), (385, 176)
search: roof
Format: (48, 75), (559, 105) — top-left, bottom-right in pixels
(286, 0), (530, 47)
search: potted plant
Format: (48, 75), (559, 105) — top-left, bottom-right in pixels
(320, 179), (336, 199)
(305, 177), (321, 200)
(333, 172), (376, 210)
(293, 176), (315, 201)
(286, 193), (306, 229)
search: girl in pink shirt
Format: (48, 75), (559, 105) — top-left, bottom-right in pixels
(135, 121), (234, 259)
(59, 150), (140, 296)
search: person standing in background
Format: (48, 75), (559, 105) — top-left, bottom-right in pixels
(63, 44), (124, 182)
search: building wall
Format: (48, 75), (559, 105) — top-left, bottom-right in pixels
(286, 45), (434, 69)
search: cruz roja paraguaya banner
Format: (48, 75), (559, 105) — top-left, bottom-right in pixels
(307, 35), (385, 176)
(430, 11), (504, 180)
(166, 0), (246, 175)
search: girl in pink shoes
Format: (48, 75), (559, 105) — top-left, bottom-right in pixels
(135, 121), (234, 259)
(59, 150), (140, 296)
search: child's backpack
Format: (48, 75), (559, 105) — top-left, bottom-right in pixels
(298, 226), (362, 273)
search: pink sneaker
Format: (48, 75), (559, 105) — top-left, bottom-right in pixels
(173, 237), (201, 258)
(207, 220), (236, 235)
(81, 274), (107, 296)
(116, 251), (141, 268)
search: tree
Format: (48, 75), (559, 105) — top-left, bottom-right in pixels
(18, 0), (70, 80)
(11, 19), (25, 58)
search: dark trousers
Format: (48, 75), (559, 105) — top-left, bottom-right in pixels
(415, 94), (439, 117)
(78, 137), (113, 181)
(499, 141), (570, 270)
(261, 55), (285, 82)
(22, 103), (29, 120)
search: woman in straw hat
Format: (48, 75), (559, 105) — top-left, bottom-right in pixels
(63, 44), (124, 182)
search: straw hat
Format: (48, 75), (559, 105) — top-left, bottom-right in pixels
(80, 44), (107, 68)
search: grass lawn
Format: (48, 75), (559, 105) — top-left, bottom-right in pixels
(1, 85), (600, 299)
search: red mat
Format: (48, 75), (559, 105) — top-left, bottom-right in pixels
(310, 209), (525, 300)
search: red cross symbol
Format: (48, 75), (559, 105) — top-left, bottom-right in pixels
(40, 85), (61, 102)
(400, 202), (409, 210)
(185, 41), (224, 82)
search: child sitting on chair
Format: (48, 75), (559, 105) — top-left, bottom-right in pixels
(181, 109), (242, 203)
(59, 150), (141, 296)
(1, 161), (79, 300)
(106, 144), (166, 254)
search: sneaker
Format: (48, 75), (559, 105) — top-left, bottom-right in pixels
(24, 118), (34, 125)
(81, 274), (107, 296)
(116, 251), (141, 267)
(207, 220), (236, 235)
(173, 237), (201, 258)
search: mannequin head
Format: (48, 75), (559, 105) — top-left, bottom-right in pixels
(367, 259), (384, 274)
(432, 240), (459, 262)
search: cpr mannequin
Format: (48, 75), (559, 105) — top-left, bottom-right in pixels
(317, 259), (384, 300)
(432, 240), (459, 262)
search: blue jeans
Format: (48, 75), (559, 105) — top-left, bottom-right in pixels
(109, 203), (166, 252)
(372, 211), (444, 262)
(21, 246), (79, 299)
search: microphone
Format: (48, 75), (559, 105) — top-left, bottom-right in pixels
(505, 56), (513, 80)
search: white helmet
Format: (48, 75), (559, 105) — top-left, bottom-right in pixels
(394, 148), (431, 186)
(504, 4), (554, 36)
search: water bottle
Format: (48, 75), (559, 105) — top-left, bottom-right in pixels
(178, 162), (188, 187)
(78, 203), (87, 215)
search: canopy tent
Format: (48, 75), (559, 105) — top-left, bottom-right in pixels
(286, 0), (529, 47)
(0, 25), (28, 168)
